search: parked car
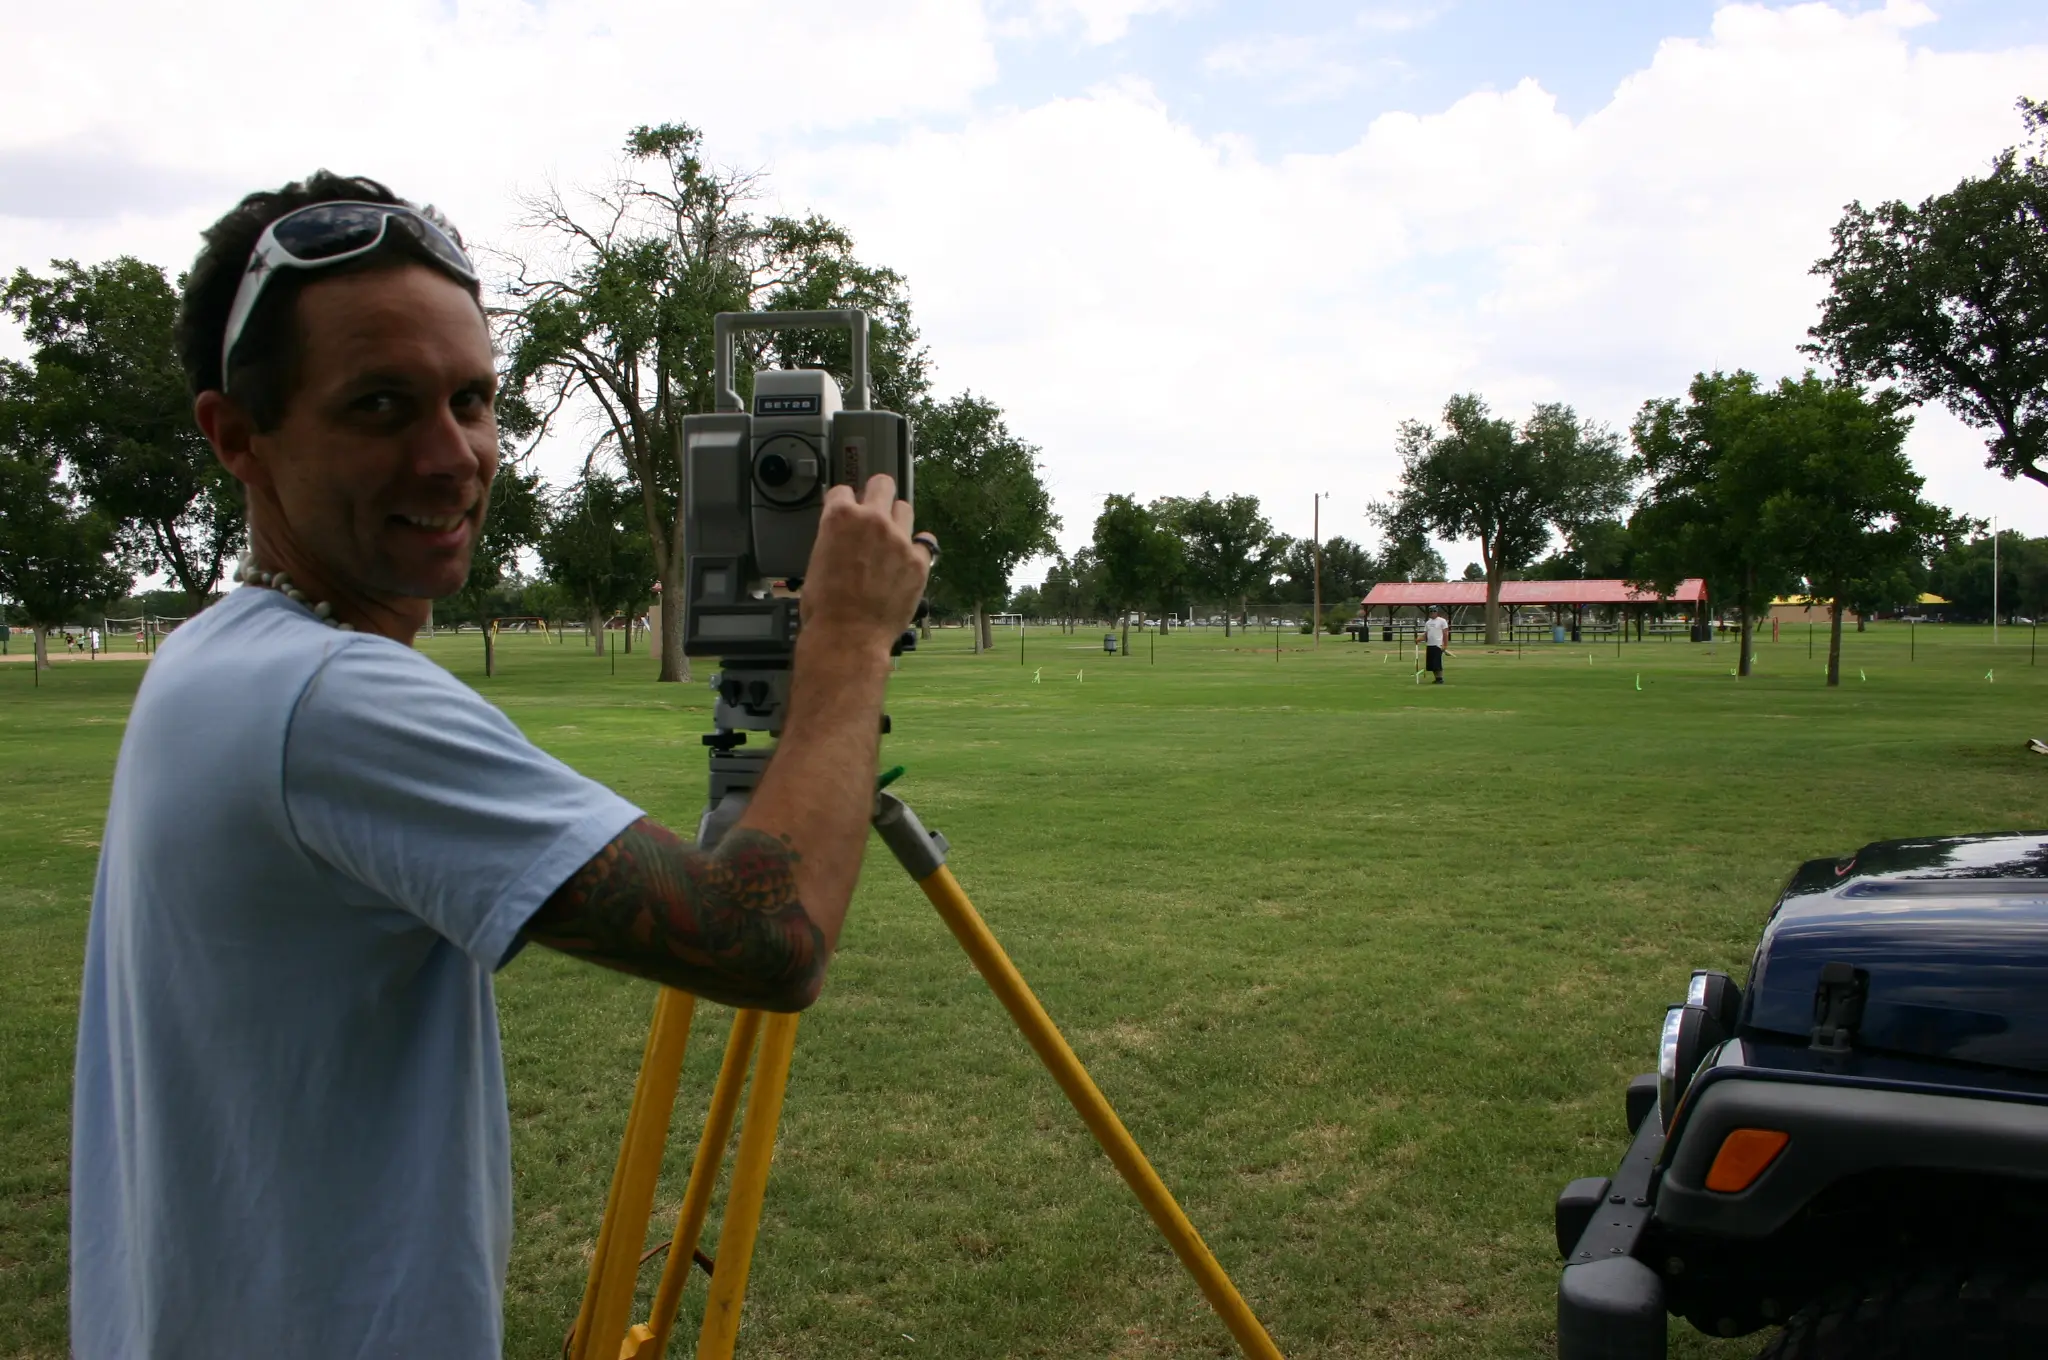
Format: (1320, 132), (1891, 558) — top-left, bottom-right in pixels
(1556, 832), (2048, 1358)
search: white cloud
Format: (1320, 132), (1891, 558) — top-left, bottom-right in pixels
(4, 0), (2046, 574)
(996, 0), (1189, 46)
(1352, 3), (1449, 35)
(1202, 34), (1393, 102)
(0, 0), (995, 282)
(779, 1), (2048, 558)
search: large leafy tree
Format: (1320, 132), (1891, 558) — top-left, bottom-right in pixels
(1141, 497), (1193, 631)
(1629, 371), (1792, 675)
(0, 439), (130, 675)
(1374, 394), (1631, 643)
(499, 122), (928, 683)
(1174, 492), (1280, 635)
(1929, 530), (2048, 622)
(1527, 517), (1634, 581)
(447, 455), (547, 676)
(1090, 495), (1178, 655)
(1378, 531), (1447, 583)
(1759, 374), (1962, 687)
(914, 393), (1058, 652)
(1, 258), (241, 611)
(539, 470), (659, 656)
(1035, 552), (1086, 631)
(1275, 536), (1380, 622)
(1809, 98), (2048, 491)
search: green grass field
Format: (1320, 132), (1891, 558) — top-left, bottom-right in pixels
(4, 620), (2045, 1357)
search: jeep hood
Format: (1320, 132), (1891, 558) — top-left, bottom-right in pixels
(1746, 833), (2048, 1074)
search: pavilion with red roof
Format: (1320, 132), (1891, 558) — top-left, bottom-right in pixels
(1358, 578), (1708, 641)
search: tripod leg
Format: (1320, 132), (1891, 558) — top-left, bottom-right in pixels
(695, 1010), (802, 1360)
(635, 1010), (766, 1359)
(874, 795), (1282, 1359)
(571, 987), (699, 1360)
(918, 865), (1282, 1359)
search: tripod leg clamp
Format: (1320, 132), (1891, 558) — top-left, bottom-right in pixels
(873, 791), (949, 879)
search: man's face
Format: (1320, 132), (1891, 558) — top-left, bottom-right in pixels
(250, 264), (498, 601)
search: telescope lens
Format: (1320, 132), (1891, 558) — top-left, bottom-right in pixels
(758, 452), (793, 487)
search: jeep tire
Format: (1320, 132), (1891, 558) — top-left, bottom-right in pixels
(1755, 1265), (2048, 1359)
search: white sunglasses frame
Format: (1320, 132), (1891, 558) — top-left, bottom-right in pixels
(218, 200), (477, 382)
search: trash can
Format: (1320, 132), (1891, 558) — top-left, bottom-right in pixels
(1382, 626), (1394, 642)
(1569, 623), (1582, 643)
(1103, 632), (1118, 654)
(1552, 625), (1567, 644)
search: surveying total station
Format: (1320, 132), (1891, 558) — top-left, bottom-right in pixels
(567, 310), (1282, 1360)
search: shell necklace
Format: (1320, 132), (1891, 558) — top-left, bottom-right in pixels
(236, 554), (353, 631)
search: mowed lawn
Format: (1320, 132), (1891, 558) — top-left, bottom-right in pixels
(4, 620), (2046, 1358)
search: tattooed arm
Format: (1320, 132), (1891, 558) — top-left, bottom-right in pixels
(522, 819), (827, 1011)
(522, 475), (930, 1011)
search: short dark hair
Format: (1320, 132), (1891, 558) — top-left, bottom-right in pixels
(174, 170), (482, 431)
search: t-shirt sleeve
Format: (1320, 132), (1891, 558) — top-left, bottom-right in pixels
(282, 639), (644, 971)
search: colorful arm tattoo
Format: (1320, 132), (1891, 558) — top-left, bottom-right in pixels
(523, 818), (826, 1011)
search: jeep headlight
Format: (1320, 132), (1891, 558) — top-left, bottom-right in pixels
(1656, 1005), (1688, 1130)
(1657, 972), (1741, 1131)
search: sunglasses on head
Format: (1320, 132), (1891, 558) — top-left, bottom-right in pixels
(219, 200), (479, 380)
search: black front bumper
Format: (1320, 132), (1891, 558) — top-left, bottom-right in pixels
(1556, 1077), (1668, 1360)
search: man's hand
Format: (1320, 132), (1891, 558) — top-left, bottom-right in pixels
(521, 475), (934, 1010)
(798, 474), (930, 656)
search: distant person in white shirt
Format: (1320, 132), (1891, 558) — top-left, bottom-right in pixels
(1423, 607), (1449, 684)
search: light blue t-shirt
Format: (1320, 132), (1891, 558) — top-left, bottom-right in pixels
(71, 587), (643, 1359)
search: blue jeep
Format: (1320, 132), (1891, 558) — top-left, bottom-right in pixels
(1555, 832), (2048, 1358)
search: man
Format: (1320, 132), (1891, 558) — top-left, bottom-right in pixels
(70, 173), (933, 1358)
(1423, 605), (1449, 683)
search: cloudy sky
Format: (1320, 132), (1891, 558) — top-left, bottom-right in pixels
(6, 0), (2048, 577)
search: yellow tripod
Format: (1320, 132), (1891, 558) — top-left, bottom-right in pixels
(565, 791), (1284, 1360)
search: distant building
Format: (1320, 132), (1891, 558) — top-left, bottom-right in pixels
(1767, 593), (1949, 625)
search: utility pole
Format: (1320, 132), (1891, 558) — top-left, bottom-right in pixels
(1311, 492), (1325, 649)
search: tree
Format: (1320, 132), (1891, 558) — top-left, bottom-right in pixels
(499, 122), (928, 683)
(539, 471), (658, 657)
(1090, 495), (1177, 655)
(1315, 537), (1381, 606)
(913, 393), (1058, 652)
(1036, 553), (1086, 631)
(0, 445), (130, 677)
(1758, 374), (1961, 686)
(1378, 531), (1447, 583)
(1528, 517), (1634, 580)
(1274, 535), (1379, 630)
(2, 258), (242, 612)
(448, 457), (546, 677)
(1630, 371), (1791, 676)
(1809, 98), (2048, 491)
(1142, 498), (1191, 631)
(1175, 493), (1280, 635)
(1374, 394), (1631, 643)
(1929, 530), (2048, 621)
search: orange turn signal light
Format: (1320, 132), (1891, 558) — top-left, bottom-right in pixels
(1705, 1128), (1790, 1193)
